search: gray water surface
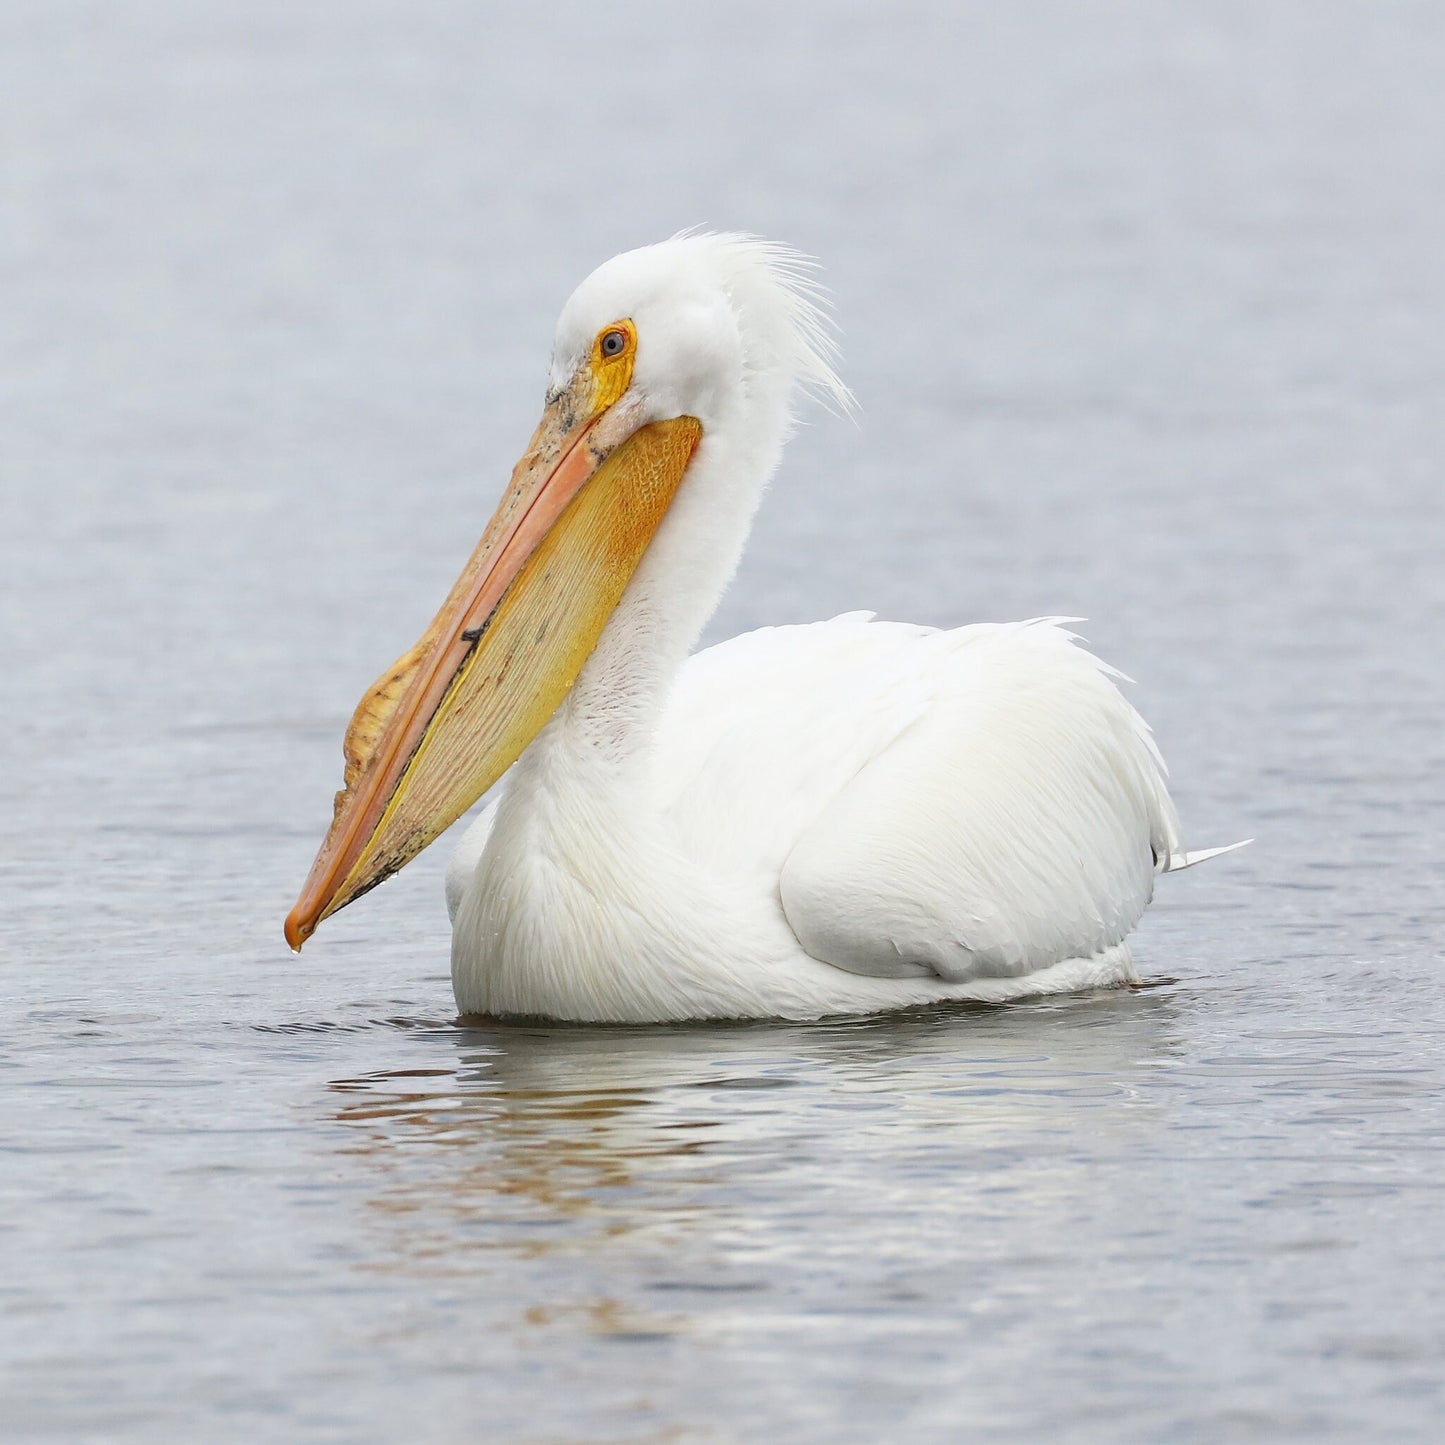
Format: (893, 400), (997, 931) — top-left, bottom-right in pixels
(4, 2), (1445, 1440)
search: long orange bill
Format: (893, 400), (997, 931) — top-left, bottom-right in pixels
(284, 371), (702, 949)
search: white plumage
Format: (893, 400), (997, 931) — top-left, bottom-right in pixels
(436, 234), (1239, 1021)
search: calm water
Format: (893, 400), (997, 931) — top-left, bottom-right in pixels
(4, 2), (1445, 1440)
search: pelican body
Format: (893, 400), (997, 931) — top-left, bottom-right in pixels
(286, 235), (1239, 1022)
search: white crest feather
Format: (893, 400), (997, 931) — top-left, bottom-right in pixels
(664, 229), (855, 418)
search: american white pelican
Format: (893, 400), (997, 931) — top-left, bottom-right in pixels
(286, 233), (1241, 1021)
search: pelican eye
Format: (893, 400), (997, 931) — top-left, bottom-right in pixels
(590, 322), (636, 409)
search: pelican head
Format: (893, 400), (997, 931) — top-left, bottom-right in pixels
(285, 233), (848, 948)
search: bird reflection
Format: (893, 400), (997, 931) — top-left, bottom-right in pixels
(326, 990), (1184, 1298)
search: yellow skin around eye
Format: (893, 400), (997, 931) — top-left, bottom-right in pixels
(589, 320), (636, 412)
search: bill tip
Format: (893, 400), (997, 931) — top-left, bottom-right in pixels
(283, 908), (312, 953)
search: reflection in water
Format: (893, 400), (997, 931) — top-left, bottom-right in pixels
(326, 991), (1184, 1340)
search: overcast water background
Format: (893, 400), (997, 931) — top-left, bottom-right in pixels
(4, 2), (1445, 1440)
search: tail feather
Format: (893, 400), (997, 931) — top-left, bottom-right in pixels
(1164, 839), (1253, 872)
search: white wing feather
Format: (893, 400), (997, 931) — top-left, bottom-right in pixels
(655, 615), (1187, 984)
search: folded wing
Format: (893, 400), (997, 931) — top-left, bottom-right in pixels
(773, 620), (1184, 982)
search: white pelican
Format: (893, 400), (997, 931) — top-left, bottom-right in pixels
(286, 233), (1241, 1021)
